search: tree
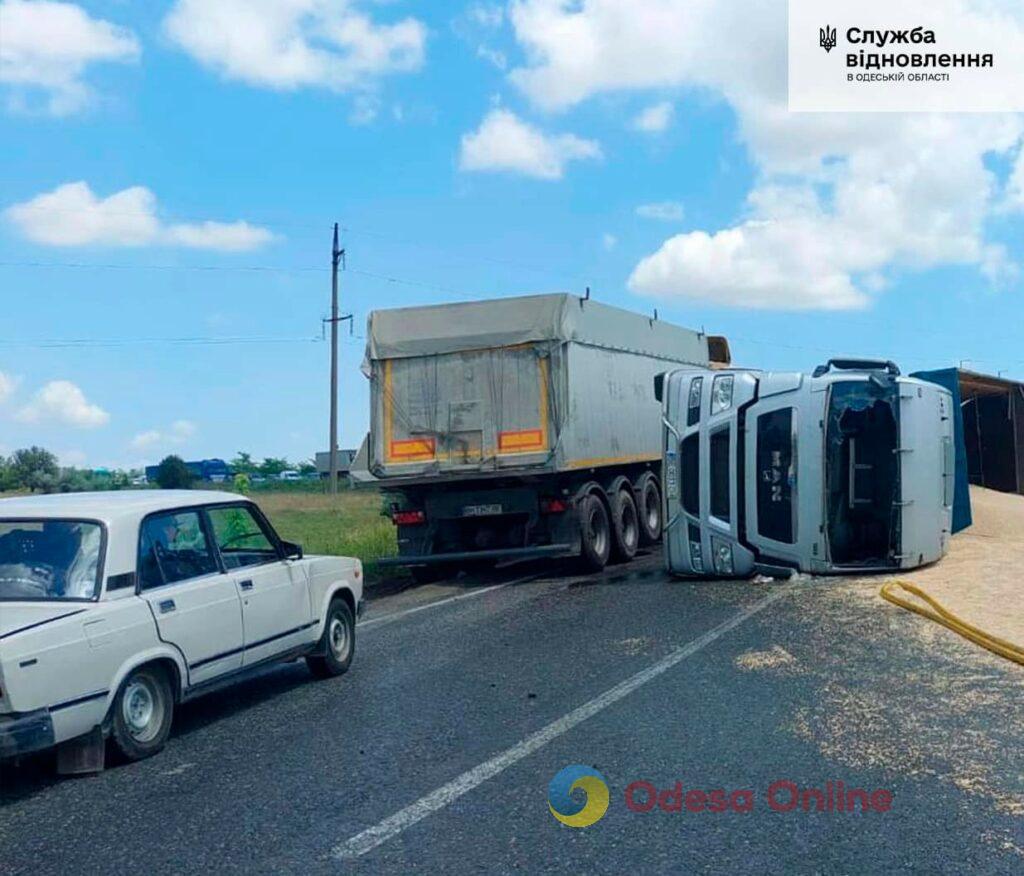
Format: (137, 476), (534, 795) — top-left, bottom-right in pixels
(298, 459), (317, 476)
(154, 455), (193, 489)
(230, 451), (257, 474)
(258, 457), (290, 476)
(9, 446), (59, 492)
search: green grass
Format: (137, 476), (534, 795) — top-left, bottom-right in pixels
(252, 490), (398, 568)
(0, 487), (399, 572)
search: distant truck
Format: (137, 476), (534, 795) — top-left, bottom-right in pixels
(658, 359), (955, 578)
(352, 294), (729, 579)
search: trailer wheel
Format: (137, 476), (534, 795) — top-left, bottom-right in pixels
(577, 493), (611, 572)
(610, 488), (640, 563)
(637, 475), (662, 546)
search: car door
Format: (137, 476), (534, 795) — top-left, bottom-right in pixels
(138, 509), (244, 685)
(205, 503), (314, 666)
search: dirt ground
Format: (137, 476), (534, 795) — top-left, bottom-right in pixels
(888, 486), (1024, 646)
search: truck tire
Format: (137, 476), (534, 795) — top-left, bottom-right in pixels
(610, 488), (640, 562)
(637, 475), (662, 546)
(110, 665), (174, 762)
(577, 493), (611, 572)
(307, 598), (355, 679)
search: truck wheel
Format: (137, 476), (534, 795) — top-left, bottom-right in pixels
(610, 488), (640, 562)
(637, 476), (662, 546)
(307, 598), (356, 679)
(577, 493), (611, 572)
(110, 665), (174, 762)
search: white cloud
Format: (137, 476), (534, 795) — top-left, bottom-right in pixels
(636, 201), (684, 222)
(508, 0), (1024, 309)
(163, 0), (426, 92)
(131, 419), (197, 451)
(0, 371), (16, 404)
(4, 182), (275, 251)
(165, 221), (274, 252)
(459, 108), (601, 180)
(0, 0), (139, 114)
(632, 101), (673, 133)
(16, 380), (109, 428)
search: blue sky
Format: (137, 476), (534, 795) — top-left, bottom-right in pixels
(1, 0), (1022, 470)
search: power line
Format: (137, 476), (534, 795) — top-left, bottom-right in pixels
(0, 335), (330, 349)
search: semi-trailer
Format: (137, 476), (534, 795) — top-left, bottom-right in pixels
(351, 293), (729, 579)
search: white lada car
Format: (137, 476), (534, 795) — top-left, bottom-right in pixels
(0, 491), (363, 768)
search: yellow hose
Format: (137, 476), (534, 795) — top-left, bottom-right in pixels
(880, 580), (1024, 667)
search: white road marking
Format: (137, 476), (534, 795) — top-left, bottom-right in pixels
(333, 586), (789, 860)
(358, 575), (540, 631)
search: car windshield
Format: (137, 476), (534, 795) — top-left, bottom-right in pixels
(0, 519), (103, 601)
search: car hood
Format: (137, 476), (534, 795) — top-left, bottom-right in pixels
(0, 603), (89, 640)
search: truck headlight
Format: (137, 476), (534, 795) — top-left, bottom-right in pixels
(712, 538), (734, 576)
(711, 375), (734, 414)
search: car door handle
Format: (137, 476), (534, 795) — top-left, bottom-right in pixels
(239, 579), (254, 591)
(159, 599), (176, 614)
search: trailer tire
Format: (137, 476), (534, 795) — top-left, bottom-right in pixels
(577, 493), (611, 572)
(637, 475), (662, 546)
(610, 488), (640, 563)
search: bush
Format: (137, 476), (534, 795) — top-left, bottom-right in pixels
(154, 455), (194, 489)
(233, 472), (251, 494)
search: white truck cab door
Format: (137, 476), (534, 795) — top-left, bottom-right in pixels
(205, 504), (314, 666)
(138, 509), (244, 686)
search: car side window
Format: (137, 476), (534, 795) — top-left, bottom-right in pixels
(138, 511), (219, 590)
(207, 505), (279, 570)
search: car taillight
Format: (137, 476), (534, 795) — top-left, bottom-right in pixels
(540, 499), (568, 514)
(392, 510), (426, 526)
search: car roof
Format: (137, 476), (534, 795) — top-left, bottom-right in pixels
(0, 490), (250, 524)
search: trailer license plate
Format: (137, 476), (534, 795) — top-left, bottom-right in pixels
(463, 504), (502, 516)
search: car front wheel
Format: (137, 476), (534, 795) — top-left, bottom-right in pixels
(110, 665), (174, 762)
(307, 598), (355, 679)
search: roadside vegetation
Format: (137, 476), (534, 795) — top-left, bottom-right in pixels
(252, 490), (397, 569)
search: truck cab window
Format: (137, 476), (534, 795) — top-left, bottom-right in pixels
(709, 429), (731, 523)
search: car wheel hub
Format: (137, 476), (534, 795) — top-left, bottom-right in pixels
(329, 616), (350, 660)
(123, 679), (161, 741)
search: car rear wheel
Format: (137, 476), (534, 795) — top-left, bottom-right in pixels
(610, 488), (640, 562)
(307, 598), (356, 679)
(110, 665), (174, 762)
(637, 475), (662, 546)
(577, 493), (611, 572)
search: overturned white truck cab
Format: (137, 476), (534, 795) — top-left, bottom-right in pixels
(658, 359), (955, 578)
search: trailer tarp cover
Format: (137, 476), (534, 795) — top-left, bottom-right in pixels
(365, 293), (710, 365)
(911, 368), (973, 533)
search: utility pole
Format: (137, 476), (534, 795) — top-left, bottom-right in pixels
(328, 223), (346, 495)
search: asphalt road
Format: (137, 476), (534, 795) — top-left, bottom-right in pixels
(2, 553), (1023, 874)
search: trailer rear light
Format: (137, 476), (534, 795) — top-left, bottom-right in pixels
(540, 499), (568, 514)
(392, 510), (426, 526)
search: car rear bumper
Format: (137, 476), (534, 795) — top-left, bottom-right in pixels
(0, 708), (55, 759)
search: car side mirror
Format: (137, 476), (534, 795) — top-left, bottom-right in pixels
(281, 540), (304, 560)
